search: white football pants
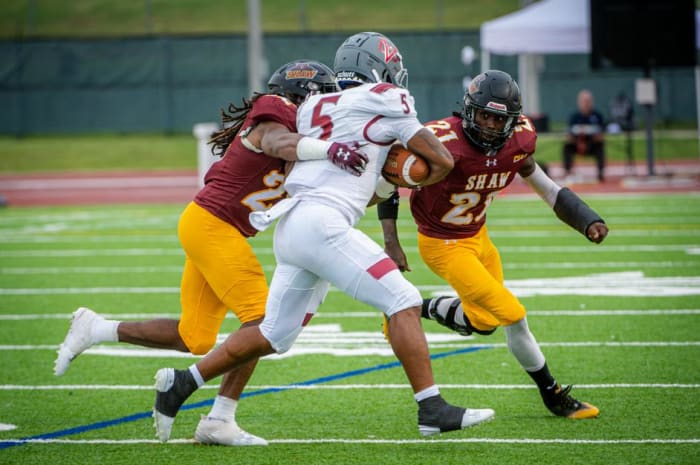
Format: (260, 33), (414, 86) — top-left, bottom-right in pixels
(260, 201), (422, 353)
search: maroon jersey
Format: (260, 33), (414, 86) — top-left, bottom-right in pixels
(410, 115), (537, 239)
(194, 94), (297, 237)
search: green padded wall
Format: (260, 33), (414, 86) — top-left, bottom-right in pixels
(0, 31), (695, 135)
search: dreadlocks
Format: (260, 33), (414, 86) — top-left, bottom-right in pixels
(209, 93), (266, 157)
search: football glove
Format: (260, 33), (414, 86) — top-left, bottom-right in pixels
(327, 141), (368, 176)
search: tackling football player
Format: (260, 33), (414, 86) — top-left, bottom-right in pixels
(377, 70), (607, 420)
(151, 32), (496, 443)
(54, 60), (367, 446)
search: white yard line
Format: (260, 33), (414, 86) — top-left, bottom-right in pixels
(0, 248), (186, 257)
(0, 287), (181, 295)
(1, 340), (698, 359)
(2, 260), (698, 275)
(0, 244), (697, 257)
(2, 437), (698, 445)
(1, 229), (699, 243)
(1, 383), (698, 391)
(0, 266), (184, 274)
(2, 309), (700, 320)
(4, 271), (700, 296)
(0, 235), (179, 243)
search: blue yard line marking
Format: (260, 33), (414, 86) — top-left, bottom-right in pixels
(0, 345), (491, 449)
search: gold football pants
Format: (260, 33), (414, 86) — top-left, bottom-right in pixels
(176, 201), (268, 354)
(417, 226), (526, 331)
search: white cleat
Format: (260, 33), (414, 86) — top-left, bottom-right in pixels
(153, 368), (176, 443)
(460, 408), (495, 428)
(54, 307), (102, 376)
(153, 411), (175, 444)
(195, 415), (268, 446)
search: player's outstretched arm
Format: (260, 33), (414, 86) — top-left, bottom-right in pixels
(406, 128), (454, 186)
(257, 122), (303, 160)
(250, 122), (368, 175)
(375, 190), (411, 272)
(519, 156), (608, 243)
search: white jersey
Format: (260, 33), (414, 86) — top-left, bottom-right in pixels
(288, 83), (424, 225)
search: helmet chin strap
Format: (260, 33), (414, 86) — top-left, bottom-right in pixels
(371, 69), (382, 83)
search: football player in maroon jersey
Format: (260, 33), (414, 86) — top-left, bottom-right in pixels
(152, 32), (496, 444)
(377, 70), (608, 420)
(54, 60), (366, 445)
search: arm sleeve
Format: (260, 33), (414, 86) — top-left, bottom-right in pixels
(377, 190), (400, 220)
(521, 162), (561, 207)
(553, 188), (605, 240)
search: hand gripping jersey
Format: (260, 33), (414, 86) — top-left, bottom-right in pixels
(194, 94), (297, 237)
(410, 115), (537, 239)
(288, 83), (424, 226)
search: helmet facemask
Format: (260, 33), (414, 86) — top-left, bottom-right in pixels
(461, 70), (522, 153)
(386, 63), (408, 88)
(305, 79), (340, 96)
(462, 99), (519, 152)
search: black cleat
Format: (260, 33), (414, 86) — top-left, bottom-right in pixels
(542, 384), (600, 419)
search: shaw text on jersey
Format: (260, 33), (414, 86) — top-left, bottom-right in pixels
(464, 171), (512, 191)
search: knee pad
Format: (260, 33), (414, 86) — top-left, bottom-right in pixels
(421, 296), (497, 336)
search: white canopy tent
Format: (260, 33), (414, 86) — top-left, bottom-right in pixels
(480, 0), (700, 159)
(480, 0), (590, 115)
(481, 0), (589, 55)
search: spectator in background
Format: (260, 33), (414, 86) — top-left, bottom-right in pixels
(608, 92), (635, 171)
(562, 89), (606, 182)
(608, 92), (634, 134)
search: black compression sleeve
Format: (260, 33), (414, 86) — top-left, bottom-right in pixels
(377, 190), (400, 220)
(553, 187), (605, 240)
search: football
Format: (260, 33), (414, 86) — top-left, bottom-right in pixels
(381, 144), (430, 188)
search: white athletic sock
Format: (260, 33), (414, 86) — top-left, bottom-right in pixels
(94, 319), (119, 343)
(503, 318), (546, 372)
(189, 365), (205, 387)
(414, 385), (440, 402)
(208, 395), (238, 421)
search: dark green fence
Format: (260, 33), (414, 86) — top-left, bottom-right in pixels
(0, 31), (696, 135)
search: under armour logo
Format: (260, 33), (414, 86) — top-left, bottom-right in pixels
(337, 148), (350, 161)
(485, 159), (497, 167)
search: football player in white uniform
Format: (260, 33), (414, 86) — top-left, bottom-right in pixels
(152, 32), (495, 441)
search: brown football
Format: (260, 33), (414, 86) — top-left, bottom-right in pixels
(381, 144), (430, 188)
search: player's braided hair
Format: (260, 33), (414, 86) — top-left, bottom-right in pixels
(209, 92), (265, 157)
